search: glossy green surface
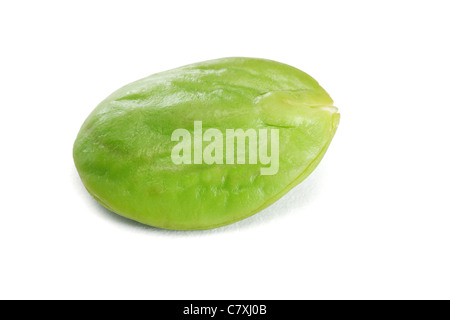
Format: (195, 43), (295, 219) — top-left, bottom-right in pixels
(73, 57), (339, 230)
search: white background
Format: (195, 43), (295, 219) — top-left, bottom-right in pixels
(1, 0), (449, 300)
